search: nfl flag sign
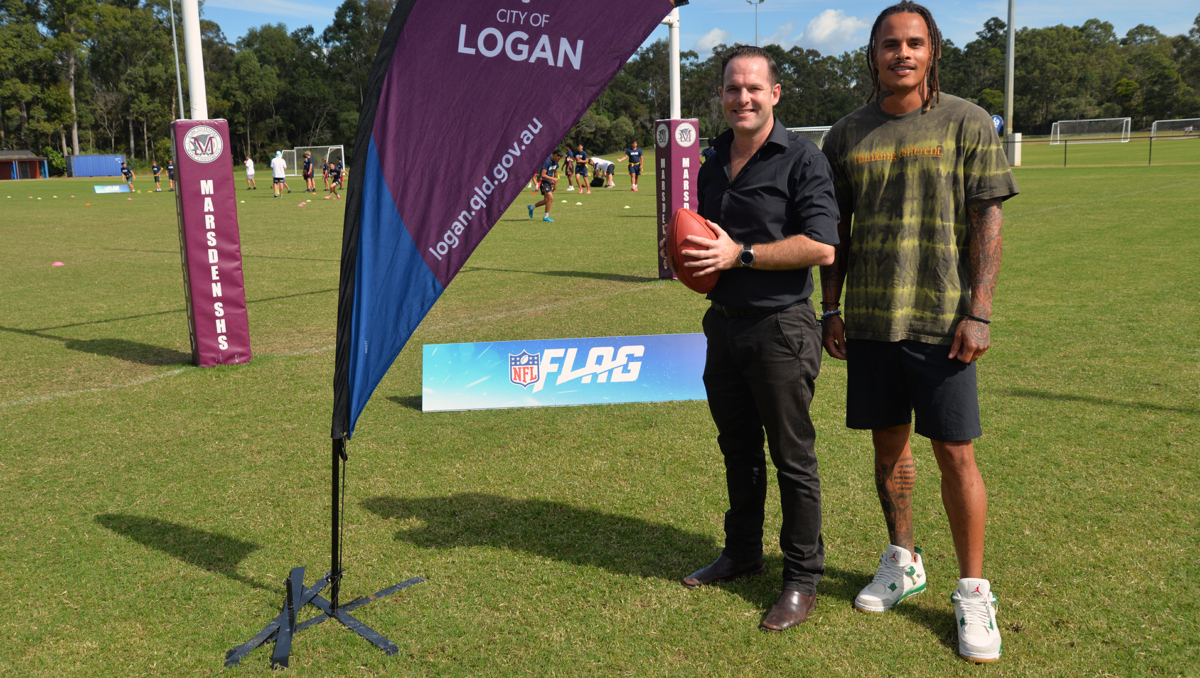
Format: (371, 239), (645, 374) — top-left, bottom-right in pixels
(332, 0), (679, 438)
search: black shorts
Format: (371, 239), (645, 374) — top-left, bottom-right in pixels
(273, 177), (287, 184)
(846, 339), (982, 441)
(539, 181), (554, 195)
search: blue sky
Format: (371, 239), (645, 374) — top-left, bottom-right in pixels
(200, 0), (1196, 57)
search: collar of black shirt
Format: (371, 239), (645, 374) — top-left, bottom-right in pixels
(712, 117), (790, 160)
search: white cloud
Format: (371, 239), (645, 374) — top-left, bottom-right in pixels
(794, 9), (871, 55)
(761, 22), (796, 49)
(694, 27), (733, 54)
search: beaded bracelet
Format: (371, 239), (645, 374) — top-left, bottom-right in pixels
(821, 309), (842, 320)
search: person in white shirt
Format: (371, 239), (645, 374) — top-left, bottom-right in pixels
(244, 156), (257, 190)
(269, 151), (291, 198)
(591, 157), (616, 187)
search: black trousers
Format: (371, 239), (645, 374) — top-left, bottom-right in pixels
(702, 301), (825, 594)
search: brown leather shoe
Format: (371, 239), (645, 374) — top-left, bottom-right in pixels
(760, 590), (816, 631)
(681, 554), (766, 589)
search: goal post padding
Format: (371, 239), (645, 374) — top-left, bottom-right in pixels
(1150, 119), (1200, 139)
(1049, 118), (1131, 145)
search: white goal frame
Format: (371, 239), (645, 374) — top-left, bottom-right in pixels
(1150, 119), (1200, 140)
(1049, 118), (1131, 145)
(292, 145), (346, 176)
(788, 126), (833, 149)
(281, 150), (297, 176)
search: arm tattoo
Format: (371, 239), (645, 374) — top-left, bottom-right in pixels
(875, 459), (915, 552)
(966, 198), (1003, 318)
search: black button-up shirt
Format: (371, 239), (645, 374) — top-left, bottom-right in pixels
(696, 117), (840, 308)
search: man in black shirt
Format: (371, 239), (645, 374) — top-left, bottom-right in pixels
(676, 46), (840, 631)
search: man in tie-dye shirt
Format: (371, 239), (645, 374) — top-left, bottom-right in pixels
(819, 1), (1018, 665)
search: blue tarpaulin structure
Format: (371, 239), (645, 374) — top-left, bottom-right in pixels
(66, 154), (127, 178)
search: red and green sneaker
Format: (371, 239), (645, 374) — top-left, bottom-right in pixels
(952, 578), (1002, 663)
(854, 545), (927, 613)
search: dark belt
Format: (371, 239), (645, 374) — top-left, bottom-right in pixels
(710, 301), (803, 319)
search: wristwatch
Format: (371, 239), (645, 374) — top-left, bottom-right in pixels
(739, 244), (755, 268)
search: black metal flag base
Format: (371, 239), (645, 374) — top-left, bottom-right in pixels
(225, 567), (424, 668)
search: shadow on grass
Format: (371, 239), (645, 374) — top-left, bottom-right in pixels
(386, 395), (422, 411)
(460, 265), (658, 284)
(0, 326), (190, 366)
(64, 337), (191, 366)
(95, 514), (272, 591)
(1004, 387), (1198, 416)
(361, 492), (862, 611)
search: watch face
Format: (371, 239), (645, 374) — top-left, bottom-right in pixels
(740, 248), (754, 266)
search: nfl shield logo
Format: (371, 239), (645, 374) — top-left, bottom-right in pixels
(509, 350), (540, 388)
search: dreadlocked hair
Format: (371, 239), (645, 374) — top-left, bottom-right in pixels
(865, 1), (942, 111)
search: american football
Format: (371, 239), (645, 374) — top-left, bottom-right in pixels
(667, 208), (720, 294)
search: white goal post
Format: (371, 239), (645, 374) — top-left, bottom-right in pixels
(281, 149), (297, 176)
(1150, 119), (1200, 140)
(788, 126), (832, 149)
(1049, 118), (1131, 145)
(291, 145), (346, 176)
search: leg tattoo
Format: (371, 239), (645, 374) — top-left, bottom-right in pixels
(875, 459), (915, 552)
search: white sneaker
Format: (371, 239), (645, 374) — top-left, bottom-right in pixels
(567, 185), (575, 191)
(952, 578), (1002, 663)
(854, 545), (927, 613)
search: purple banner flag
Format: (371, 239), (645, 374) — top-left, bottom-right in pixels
(333, 0), (678, 438)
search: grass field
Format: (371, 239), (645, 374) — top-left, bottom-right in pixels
(2, 157), (1198, 677)
(1019, 133), (1198, 168)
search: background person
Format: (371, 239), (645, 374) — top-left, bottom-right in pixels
(120, 161), (136, 191)
(616, 140), (643, 190)
(152, 160), (162, 191)
(270, 151), (291, 197)
(819, 1), (1018, 664)
(167, 158), (175, 191)
(244, 155), (257, 190)
(676, 46), (839, 633)
(590, 157), (616, 187)
(302, 151), (315, 193)
(572, 144), (591, 194)
(527, 150), (563, 222)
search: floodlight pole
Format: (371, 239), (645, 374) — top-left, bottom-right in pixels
(1003, 0), (1020, 166)
(747, 0), (764, 46)
(169, 0), (186, 120)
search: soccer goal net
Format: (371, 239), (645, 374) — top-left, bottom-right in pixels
(293, 145), (346, 175)
(1049, 118), (1131, 145)
(281, 149), (297, 176)
(1150, 118), (1200, 140)
(788, 126), (833, 149)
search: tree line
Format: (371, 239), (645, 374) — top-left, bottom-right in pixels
(3, 0), (1198, 174)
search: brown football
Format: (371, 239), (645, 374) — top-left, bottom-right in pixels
(667, 208), (720, 294)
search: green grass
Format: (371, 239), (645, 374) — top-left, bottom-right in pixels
(1019, 133), (1199, 167)
(1, 160), (1198, 677)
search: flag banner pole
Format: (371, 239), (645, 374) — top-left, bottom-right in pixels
(232, 0), (680, 669)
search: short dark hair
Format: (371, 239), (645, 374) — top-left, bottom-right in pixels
(867, 1), (942, 111)
(721, 45), (778, 86)
(552, 149), (563, 157)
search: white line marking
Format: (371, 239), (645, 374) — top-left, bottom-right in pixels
(0, 368), (188, 408)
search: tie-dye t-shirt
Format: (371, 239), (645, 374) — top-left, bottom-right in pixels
(823, 93), (1018, 345)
